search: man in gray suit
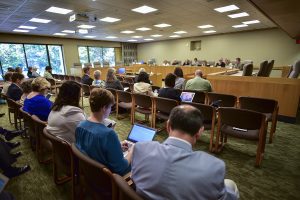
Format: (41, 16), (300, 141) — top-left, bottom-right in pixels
(131, 105), (239, 200)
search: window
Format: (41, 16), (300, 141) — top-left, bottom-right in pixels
(89, 47), (103, 63)
(78, 46), (116, 67)
(103, 48), (115, 66)
(48, 45), (65, 74)
(78, 46), (89, 64)
(24, 44), (49, 75)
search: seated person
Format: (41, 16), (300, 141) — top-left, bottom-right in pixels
(19, 79), (33, 104)
(27, 66), (34, 78)
(7, 72), (24, 101)
(193, 58), (199, 66)
(23, 77), (52, 121)
(234, 57), (243, 70)
(182, 59), (191, 66)
(92, 70), (105, 88)
(32, 67), (40, 78)
(134, 68), (147, 83)
(185, 70), (212, 92)
(81, 66), (93, 86)
(158, 73), (181, 101)
(131, 105), (239, 200)
(15, 67), (23, 74)
(75, 88), (132, 176)
(43, 66), (54, 79)
(225, 58), (233, 68)
(216, 58), (226, 67)
(47, 81), (85, 143)
(134, 71), (153, 96)
(162, 60), (170, 66)
(174, 67), (185, 89)
(1, 72), (13, 95)
(105, 68), (123, 90)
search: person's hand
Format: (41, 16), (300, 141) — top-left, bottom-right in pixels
(121, 141), (129, 152)
(125, 144), (135, 164)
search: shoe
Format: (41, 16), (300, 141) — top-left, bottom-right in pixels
(0, 113), (5, 118)
(6, 141), (21, 149)
(3, 165), (31, 178)
(11, 151), (22, 159)
(5, 130), (23, 141)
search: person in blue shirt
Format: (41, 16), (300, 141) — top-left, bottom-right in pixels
(23, 77), (52, 121)
(75, 88), (132, 176)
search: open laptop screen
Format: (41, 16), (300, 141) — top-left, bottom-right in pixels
(118, 68), (126, 74)
(127, 124), (156, 143)
(180, 92), (195, 102)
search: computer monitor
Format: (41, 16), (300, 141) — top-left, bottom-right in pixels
(118, 68), (126, 74)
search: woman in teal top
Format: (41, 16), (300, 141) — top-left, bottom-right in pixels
(75, 88), (132, 176)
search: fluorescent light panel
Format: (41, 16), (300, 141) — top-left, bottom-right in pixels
(13, 29), (29, 32)
(62, 30), (75, 33)
(174, 31), (187, 34)
(203, 30), (216, 33)
(121, 30), (135, 34)
(29, 18), (51, 23)
(78, 25), (95, 29)
(136, 27), (151, 31)
(100, 17), (120, 23)
(132, 5), (158, 14)
(214, 5), (239, 13)
(128, 39), (137, 42)
(53, 33), (67, 36)
(144, 38), (154, 41)
(232, 24), (248, 28)
(151, 34), (162, 37)
(18, 25), (36, 29)
(132, 36), (143, 38)
(228, 12), (249, 18)
(78, 29), (88, 34)
(84, 36), (96, 38)
(154, 23), (171, 28)
(243, 20), (260, 24)
(169, 35), (180, 38)
(198, 25), (214, 29)
(106, 36), (117, 39)
(45, 6), (72, 14)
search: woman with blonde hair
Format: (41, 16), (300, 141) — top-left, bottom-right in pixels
(105, 68), (123, 90)
(23, 77), (52, 121)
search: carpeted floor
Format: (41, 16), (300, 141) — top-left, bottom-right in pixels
(0, 100), (300, 200)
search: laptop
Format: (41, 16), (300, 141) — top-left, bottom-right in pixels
(123, 124), (157, 156)
(0, 174), (9, 193)
(180, 92), (195, 102)
(118, 68), (126, 74)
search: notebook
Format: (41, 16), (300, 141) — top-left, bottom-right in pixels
(180, 92), (195, 102)
(0, 174), (9, 192)
(123, 124), (157, 156)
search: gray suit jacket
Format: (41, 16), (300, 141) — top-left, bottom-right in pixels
(131, 137), (237, 200)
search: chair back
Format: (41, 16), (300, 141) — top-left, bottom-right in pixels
(288, 60), (300, 78)
(69, 75), (76, 81)
(207, 92), (237, 107)
(239, 96), (278, 115)
(52, 74), (58, 79)
(71, 143), (114, 199)
(265, 60), (274, 77)
(58, 74), (64, 80)
(182, 89), (206, 104)
(132, 93), (152, 109)
(19, 108), (34, 138)
(7, 98), (22, 129)
(64, 75), (70, 81)
(46, 78), (56, 86)
(93, 62), (101, 68)
(107, 88), (117, 99)
(81, 84), (91, 95)
(257, 60), (268, 76)
(116, 90), (132, 103)
(112, 174), (143, 200)
(242, 63), (253, 76)
(153, 97), (178, 114)
(124, 77), (134, 84)
(75, 76), (82, 83)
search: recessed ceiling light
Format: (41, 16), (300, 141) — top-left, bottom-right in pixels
(174, 31), (187, 34)
(78, 29), (88, 34)
(151, 34), (162, 37)
(169, 35), (180, 38)
(228, 12), (249, 18)
(121, 30), (135, 34)
(18, 25), (37, 30)
(144, 38), (154, 41)
(136, 27), (151, 31)
(214, 5), (239, 13)
(62, 30), (75, 33)
(243, 20), (260, 24)
(154, 23), (171, 28)
(45, 6), (72, 14)
(106, 36), (117, 39)
(78, 25), (95, 29)
(232, 24), (248, 28)
(29, 18), (51, 23)
(132, 5), (158, 14)
(53, 33), (67, 36)
(13, 29), (29, 32)
(128, 39), (137, 42)
(198, 25), (214, 29)
(84, 35), (96, 38)
(203, 30), (216, 33)
(132, 36), (143, 38)
(100, 17), (120, 23)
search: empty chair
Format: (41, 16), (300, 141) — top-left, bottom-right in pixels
(265, 60), (275, 77)
(116, 90), (133, 120)
(71, 143), (114, 200)
(6, 98), (22, 129)
(182, 89), (206, 104)
(75, 76), (82, 83)
(216, 108), (267, 167)
(103, 61), (110, 67)
(132, 93), (153, 127)
(19, 108), (35, 146)
(206, 92), (237, 107)
(112, 174), (143, 200)
(64, 75), (70, 81)
(242, 63), (253, 76)
(287, 60), (300, 78)
(69, 75), (76, 81)
(93, 62), (101, 68)
(43, 128), (72, 185)
(239, 96), (279, 143)
(46, 78), (59, 95)
(257, 60), (268, 77)
(81, 84), (90, 107)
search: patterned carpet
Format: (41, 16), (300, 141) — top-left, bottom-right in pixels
(0, 99), (300, 200)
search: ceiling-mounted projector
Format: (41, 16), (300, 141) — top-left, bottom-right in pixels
(69, 13), (97, 23)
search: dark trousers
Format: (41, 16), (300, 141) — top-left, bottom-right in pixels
(0, 141), (16, 171)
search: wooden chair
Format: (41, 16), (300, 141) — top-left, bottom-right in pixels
(52, 74), (58, 79)
(19, 108), (34, 139)
(152, 97), (178, 130)
(116, 90), (133, 121)
(46, 78), (60, 95)
(57, 74), (64, 80)
(182, 89), (206, 104)
(206, 92), (237, 107)
(112, 174), (143, 200)
(131, 93), (154, 127)
(64, 75), (70, 81)
(31, 115), (52, 164)
(5, 97), (17, 126)
(6, 98), (23, 130)
(181, 102), (216, 152)
(81, 84), (90, 107)
(43, 128), (72, 185)
(71, 143), (115, 200)
(216, 108), (267, 167)
(239, 96), (279, 143)
(69, 75), (76, 81)
(75, 76), (82, 83)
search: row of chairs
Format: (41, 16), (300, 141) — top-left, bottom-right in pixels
(243, 60), (274, 76)
(52, 74), (82, 83)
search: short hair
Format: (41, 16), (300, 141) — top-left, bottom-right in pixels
(195, 70), (203, 77)
(7, 67), (14, 72)
(52, 81), (81, 111)
(11, 72), (24, 82)
(4, 72), (13, 82)
(31, 77), (51, 92)
(89, 88), (115, 113)
(93, 70), (101, 80)
(164, 73), (176, 88)
(45, 66), (52, 72)
(15, 67), (22, 73)
(137, 71), (150, 83)
(21, 79), (33, 93)
(174, 67), (184, 78)
(236, 58), (241, 62)
(138, 68), (146, 73)
(83, 66), (90, 74)
(106, 68), (116, 82)
(28, 66), (33, 71)
(169, 105), (204, 136)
